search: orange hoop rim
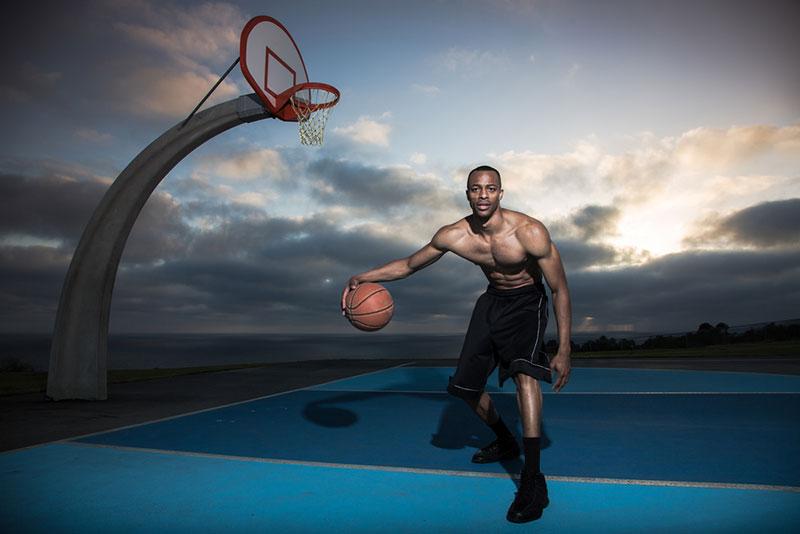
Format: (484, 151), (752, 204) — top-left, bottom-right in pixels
(274, 82), (340, 122)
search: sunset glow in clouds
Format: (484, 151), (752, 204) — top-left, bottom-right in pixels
(1, 0), (798, 335)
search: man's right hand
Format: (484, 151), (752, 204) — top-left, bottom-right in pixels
(341, 276), (361, 316)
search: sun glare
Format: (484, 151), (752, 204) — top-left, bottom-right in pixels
(610, 209), (687, 258)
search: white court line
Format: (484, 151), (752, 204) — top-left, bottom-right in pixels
(313, 388), (800, 395)
(2, 362), (411, 455)
(64, 441), (800, 494)
(412, 365), (800, 379)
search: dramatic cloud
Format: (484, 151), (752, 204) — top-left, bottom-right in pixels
(306, 159), (462, 218)
(0, 168), (190, 265)
(0, 160), (477, 332)
(111, 212), (485, 333)
(0, 173), (108, 242)
(1, 1), (798, 341)
(101, 1), (247, 118)
(546, 205), (631, 270)
(569, 205), (621, 241)
(202, 148), (289, 182)
(686, 198), (800, 248)
(676, 124), (800, 170)
(2, 148), (799, 335)
(115, 1), (245, 69)
(567, 249), (800, 333)
(553, 240), (619, 271)
(491, 124), (800, 256)
(333, 115), (392, 146)
(115, 67), (240, 119)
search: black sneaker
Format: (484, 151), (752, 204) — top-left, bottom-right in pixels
(506, 472), (549, 523)
(471, 438), (520, 463)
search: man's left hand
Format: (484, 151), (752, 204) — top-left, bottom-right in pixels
(550, 352), (571, 392)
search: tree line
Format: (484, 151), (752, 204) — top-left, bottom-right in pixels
(546, 321), (800, 354)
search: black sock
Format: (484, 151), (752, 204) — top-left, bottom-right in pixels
(523, 437), (541, 476)
(489, 416), (515, 442)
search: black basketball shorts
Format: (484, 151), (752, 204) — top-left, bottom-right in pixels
(447, 283), (551, 400)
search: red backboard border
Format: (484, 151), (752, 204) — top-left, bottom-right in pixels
(240, 16), (309, 120)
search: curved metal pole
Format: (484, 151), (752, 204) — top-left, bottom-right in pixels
(47, 94), (273, 400)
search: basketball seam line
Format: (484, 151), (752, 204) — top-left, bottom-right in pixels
(349, 287), (387, 311)
(348, 303), (395, 317)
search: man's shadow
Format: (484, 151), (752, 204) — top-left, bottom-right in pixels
(430, 395), (551, 481)
(302, 378), (551, 482)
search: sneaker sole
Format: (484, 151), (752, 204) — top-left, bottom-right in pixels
(471, 450), (520, 464)
(506, 498), (549, 523)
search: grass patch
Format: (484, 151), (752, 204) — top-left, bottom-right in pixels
(0, 372), (47, 396)
(571, 340), (800, 359)
(0, 362), (275, 396)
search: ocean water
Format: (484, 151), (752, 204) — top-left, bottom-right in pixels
(0, 333), (471, 371)
(0, 331), (647, 371)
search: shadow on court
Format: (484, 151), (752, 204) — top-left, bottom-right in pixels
(302, 382), (552, 480)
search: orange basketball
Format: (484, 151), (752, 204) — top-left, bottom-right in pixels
(345, 282), (394, 331)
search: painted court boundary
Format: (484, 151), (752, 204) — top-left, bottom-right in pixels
(418, 364), (800, 379)
(315, 389), (800, 395)
(8, 365), (796, 491)
(65, 440), (800, 494)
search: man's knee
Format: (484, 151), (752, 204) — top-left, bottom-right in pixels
(514, 373), (542, 393)
(447, 378), (483, 401)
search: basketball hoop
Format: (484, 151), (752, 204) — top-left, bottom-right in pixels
(275, 82), (340, 146)
(239, 17), (341, 146)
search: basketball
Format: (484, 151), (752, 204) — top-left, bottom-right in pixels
(345, 282), (394, 331)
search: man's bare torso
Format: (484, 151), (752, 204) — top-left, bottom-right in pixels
(439, 208), (544, 289)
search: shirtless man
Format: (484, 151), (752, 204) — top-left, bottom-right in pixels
(341, 165), (572, 523)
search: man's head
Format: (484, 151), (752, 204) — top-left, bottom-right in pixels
(466, 165), (503, 219)
(467, 165), (502, 189)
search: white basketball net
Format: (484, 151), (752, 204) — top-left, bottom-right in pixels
(289, 87), (338, 146)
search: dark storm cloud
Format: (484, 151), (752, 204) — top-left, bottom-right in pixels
(0, 173), (107, 241)
(687, 198), (800, 248)
(109, 199), (800, 334)
(1, 164), (477, 333)
(567, 249), (800, 332)
(16, 165), (793, 334)
(0, 246), (71, 331)
(554, 239), (619, 271)
(571, 205), (621, 241)
(123, 192), (193, 264)
(546, 204), (624, 270)
(0, 167), (193, 331)
(307, 158), (462, 213)
(185, 213), (414, 267)
(5, 174), (799, 334)
(111, 213), (485, 333)
(0, 171), (192, 263)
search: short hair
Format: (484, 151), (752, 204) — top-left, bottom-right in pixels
(467, 165), (502, 188)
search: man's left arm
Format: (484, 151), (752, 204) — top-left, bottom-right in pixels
(519, 224), (572, 392)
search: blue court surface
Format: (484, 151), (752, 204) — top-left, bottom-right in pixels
(3, 366), (800, 532)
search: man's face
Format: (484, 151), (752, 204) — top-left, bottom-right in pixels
(466, 171), (503, 218)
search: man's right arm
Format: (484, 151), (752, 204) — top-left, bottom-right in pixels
(341, 227), (453, 314)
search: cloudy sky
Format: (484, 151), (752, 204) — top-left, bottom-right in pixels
(1, 0), (798, 336)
